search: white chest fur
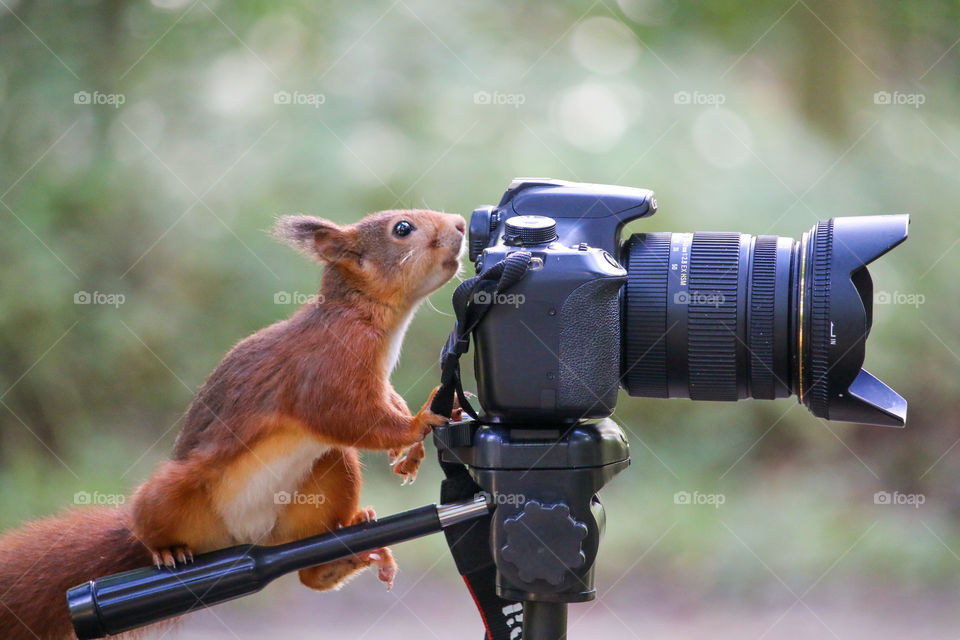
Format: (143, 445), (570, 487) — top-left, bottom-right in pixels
(386, 303), (420, 375)
(216, 439), (331, 543)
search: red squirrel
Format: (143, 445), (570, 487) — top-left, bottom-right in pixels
(0, 209), (465, 639)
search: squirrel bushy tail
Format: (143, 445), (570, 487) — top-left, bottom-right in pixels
(0, 505), (150, 639)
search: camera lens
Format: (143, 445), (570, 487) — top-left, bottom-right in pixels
(621, 216), (909, 426)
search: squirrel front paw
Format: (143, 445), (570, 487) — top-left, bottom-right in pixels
(410, 386), (451, 437)
(389, 442), (425, 485)
(409, 407), (447, 443)
(150, 545), (194, 568)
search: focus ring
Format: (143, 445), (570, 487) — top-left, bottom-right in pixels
(623, 233), (671, 397)
(687, 233), (740, 401)
(748, 236), (778, 399)
(807, 220), (834, 417)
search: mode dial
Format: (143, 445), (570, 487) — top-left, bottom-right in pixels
(504, 215), (557, 246)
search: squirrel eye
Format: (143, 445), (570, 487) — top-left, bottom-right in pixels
(392, 220), (415, 238)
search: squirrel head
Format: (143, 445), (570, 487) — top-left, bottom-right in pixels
(274, 209), (465, 308)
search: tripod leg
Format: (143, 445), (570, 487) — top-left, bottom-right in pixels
(522, 601), (567, 640)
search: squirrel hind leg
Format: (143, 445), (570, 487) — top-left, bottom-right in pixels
(299, 547), (396, 591)
(131, 458), (228, 558)
(300, 507), (397, 591)
(297, 505), (398, 591)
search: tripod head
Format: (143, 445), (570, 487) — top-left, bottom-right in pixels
(434, 418), (628, 602)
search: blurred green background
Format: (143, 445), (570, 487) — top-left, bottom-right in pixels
(1, 0), (959, 637)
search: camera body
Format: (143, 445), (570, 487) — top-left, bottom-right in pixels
(469, 178), (656, 424)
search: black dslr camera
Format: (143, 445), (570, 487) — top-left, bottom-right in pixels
(468, 178), (909, 427)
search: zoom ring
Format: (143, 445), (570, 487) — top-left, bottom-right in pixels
(807, 221), (834, 416)
(687, 233), (741, 401)
(748, 236), (778, 399)
(623, 233), (671, 397)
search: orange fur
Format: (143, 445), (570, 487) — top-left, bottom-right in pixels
(0, 209), (465, 639)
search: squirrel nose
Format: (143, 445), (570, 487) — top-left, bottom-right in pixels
(453, 217), (465, 235)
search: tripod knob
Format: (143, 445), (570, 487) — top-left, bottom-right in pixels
(500, 501), (587, 586)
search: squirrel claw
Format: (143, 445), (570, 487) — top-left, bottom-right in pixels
(349, 506), (376, 525)
(152, 545), (194, 569)
(152, 549), (173, 568)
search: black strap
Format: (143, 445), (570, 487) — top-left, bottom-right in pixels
(431, 251), (533, 640)
(430, 250), (533, 420)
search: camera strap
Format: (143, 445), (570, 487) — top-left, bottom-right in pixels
(431, 250), (533, 420)
(430, 250), (533, 640)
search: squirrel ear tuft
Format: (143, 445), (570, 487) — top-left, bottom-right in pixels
(273, 215), (354, 264)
